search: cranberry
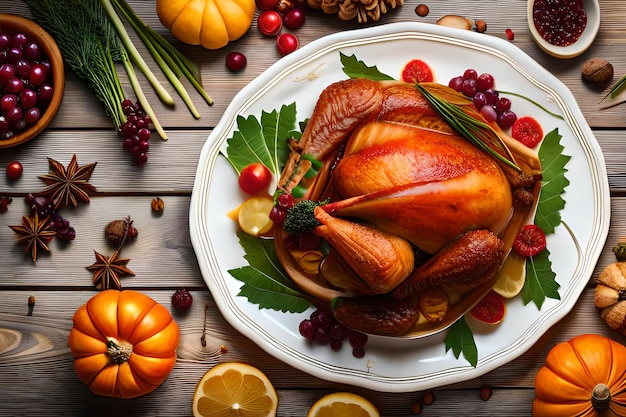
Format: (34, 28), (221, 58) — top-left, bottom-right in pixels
(258, 11), (283, 36)
(0, 93), (17, 112)
(28, 63), (48, 86)
(20, 88), (38, 109)
(3, 77), (24, 94)
(5, 160), (23, 180)
(225, 51), (247, 72)
(24, 107), (41, 125)
(283, 8), (305, 30)
(38, 84), (54, 100)
(11, 33), (28, 48)
(276, 33), (299, 56)
(256, 0), (279, 10)
(22, 42), (42, 61)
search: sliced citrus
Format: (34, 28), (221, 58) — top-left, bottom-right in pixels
(492, 252), (526, 298)
(307, 392), (380, 417)
(237, 196), (274, 236)
(192, 362), (278, 417)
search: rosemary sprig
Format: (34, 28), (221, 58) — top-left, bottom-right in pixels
(601, 73), (626, 103)
(417, 83), (520, 171)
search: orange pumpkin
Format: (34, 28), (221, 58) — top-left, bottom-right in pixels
(69, 290), (180, 399)
(533, 334), (626, 416)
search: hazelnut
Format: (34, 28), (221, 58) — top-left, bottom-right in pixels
(151, 197), (165, 213)
(582, 58), (614, 86)
(475, 20), (487, 33)
(415, 4), (429, 17)
(480, 385), (493, 401)
(421, 391), (435, 405)
(410, 401), (423, 415)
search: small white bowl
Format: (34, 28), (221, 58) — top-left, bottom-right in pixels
(527, 0), (600, 59)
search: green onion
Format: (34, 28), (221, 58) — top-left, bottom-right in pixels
(497, 90), (564, 120)
(601, 73), (626, 103)
(416, 83), (520, 171)
(110, 0), (213, 114)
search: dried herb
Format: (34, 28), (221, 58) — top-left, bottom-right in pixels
(8, 213), (57, 262)
(87, 250), (135, 290)
(38, 154), (98, 210)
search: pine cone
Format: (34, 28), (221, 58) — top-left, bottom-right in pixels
(312, 0), (402, 22)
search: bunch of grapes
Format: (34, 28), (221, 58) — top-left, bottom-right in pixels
(119, 99), (152, 166)
(0, 195), (12, 213)
(269, 192), (294, 224)
(298, 308), (369, 358)
(25, 193), (75, 241)
(448, 69), (518, 130)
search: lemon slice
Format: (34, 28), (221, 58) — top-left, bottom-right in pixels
(192, 362), (278, 417)
(307, 392), (380, 417)
(492, 253), (526, 298)
(237, 196), (274, 236)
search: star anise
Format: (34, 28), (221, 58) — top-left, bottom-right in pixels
(9, 213), (57, 262)
(86, 250), (135, 290)
(39, 154), (98, 210)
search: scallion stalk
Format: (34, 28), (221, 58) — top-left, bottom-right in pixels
(99, 0), (175, 107)
(112, 0), (213, 108)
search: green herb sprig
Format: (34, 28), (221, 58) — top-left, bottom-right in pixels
(416, 83), (520, 171)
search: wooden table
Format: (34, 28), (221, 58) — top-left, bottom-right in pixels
(2, 1), (626, 415)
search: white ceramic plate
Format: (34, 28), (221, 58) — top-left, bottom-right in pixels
(189, 22), (610, 392)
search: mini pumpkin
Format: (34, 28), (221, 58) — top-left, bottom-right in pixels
(594, 262), (626, 335)
(533, 334), (626, 416)
(156, 0), (256, 50)
(69, 289), (180, 399)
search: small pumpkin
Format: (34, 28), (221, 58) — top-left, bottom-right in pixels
(156, 0), (256, 50)
(594, 262), (626, 335)
(533, 334), (626, 416)
(69, 290), (180, 399)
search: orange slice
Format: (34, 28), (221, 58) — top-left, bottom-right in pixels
(192, 362), (278, 417)
(307, 392), (380, 417)
(237, 196), (274, 236)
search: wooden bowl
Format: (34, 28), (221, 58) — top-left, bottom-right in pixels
(0, 13), (65, 149)
(527, 0), (600, 59)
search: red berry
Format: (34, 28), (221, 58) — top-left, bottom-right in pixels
(5, 160), (23, 180)
(258, 11), (282, 36)
(511, 116), (543, 148)
(283, 8), (305, 30)
(505, 28), (514, 41)
(256, 0), (279, 10)
(470, 290), (506, 324)
(171, 288), (193, 309)
(276, 33), (299, 56)
(513, 224), (547, 257)
(225, 52), (247, 72)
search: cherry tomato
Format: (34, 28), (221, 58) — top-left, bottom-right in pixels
(5, 160), (23, 180)
(470, 290), (506, 324)
(513, 224), (547, 257)
(511, 116), (543, 148)
(401, 59), (434, 84)
(238, 163), (272, 195)
(258, 11), (282, 36)
(276, 33), (299, 56)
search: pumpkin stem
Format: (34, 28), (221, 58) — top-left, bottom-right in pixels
(591, 383), (612, 410)
(107, 337), (133, 364)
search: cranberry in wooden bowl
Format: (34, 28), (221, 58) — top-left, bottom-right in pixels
(0, 13), (64, 149)
(527, 0), (600, 59)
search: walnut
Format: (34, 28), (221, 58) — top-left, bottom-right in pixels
(582, 58), (614, 86)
